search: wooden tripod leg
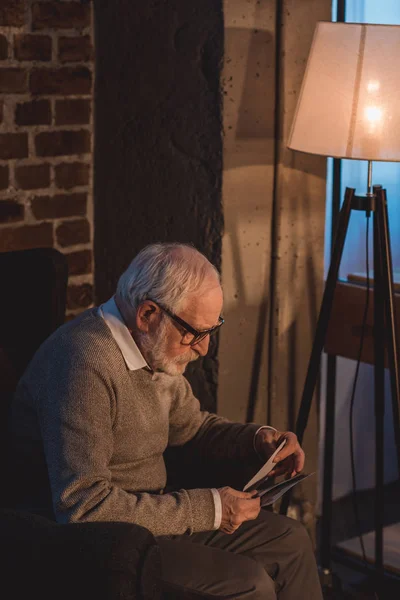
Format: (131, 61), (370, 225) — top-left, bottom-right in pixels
(375, 187), (400, 466)
(372, 186), (400, 586)
(373, 187), (385, 579)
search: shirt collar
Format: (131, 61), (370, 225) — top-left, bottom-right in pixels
(98, 296), (149, 371)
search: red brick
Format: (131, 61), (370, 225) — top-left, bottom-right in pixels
(55, 162), (89, 189)
(0, 222), (53, 252)
(32, 3), (90, 30)
(66, 249), (92, 275)
(15, 99), (51, 126)
(0, 200), (24, 223)
(0, 165), (9, 190)
(56, 218), (90, 247)
(14, 34), (52, 62)
(0, 68), (28, 93)
(31, 192), (87, 219)
(55, 99), (90, 125)
(35, 130), (90, 157)
(0, 35), (7, 60)
(0, 0), (25, 27)
(67, 283), (93, 310)
(15, 164), (50, 190)
(30, 67), (91, 95)
(0, 133), (28, 159)
(58, 35), (93, 63)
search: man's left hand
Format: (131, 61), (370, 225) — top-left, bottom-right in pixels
(254, 428), (305, 479)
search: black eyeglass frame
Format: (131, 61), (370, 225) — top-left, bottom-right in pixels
(148, 299), (224, 346)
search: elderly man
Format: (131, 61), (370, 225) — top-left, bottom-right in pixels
(9, 242), (323, 599)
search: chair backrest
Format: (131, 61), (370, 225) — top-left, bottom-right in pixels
(0, 248), (68, 499)
(0, 248), (68, 380)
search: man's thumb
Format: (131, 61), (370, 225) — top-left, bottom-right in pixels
(238, 490), (258, 499)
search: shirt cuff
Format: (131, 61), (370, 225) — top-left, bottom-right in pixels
(253, 425), (278, 460)
(211, 488), (222, 530)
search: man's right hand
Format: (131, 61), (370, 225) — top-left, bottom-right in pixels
(217, 487), (261, 534)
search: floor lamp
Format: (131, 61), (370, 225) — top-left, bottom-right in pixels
(280, 21), (400, 590)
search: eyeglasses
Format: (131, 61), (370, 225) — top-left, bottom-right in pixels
(149, 299), (224, 346)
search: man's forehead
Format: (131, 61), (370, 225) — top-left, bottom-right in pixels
(181, 285), (223, 327)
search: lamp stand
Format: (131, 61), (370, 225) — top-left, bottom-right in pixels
(279, 184), (400, 593)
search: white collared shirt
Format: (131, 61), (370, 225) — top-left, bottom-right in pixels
(98, 296), (149, 370)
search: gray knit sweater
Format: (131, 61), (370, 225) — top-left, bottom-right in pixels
(9, 308), (262, 537)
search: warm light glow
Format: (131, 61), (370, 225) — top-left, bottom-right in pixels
(365, 105), (383, 124)
(288, 22), (400, 161)
(367, 80), (380, 93)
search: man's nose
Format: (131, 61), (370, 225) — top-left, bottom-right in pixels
(192, 335), (210, 356)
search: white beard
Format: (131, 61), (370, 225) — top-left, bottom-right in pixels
(139, 318), (198, 376)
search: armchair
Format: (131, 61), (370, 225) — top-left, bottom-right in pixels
(1, 508), (161, 600)
(0, 248), (162, 600)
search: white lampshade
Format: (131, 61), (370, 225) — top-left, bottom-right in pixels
(288, 22), (400, 162)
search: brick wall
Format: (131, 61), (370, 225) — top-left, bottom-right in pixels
(0, 0), (94, 319)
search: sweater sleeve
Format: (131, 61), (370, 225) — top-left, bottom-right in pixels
(27, 335), (216, 537)
(169, 375), (264, 462)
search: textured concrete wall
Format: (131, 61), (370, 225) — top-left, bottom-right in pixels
(270, 0), (331, 532)
(219, 0), (331, 537)
(93, 0), (224, 410)
(219, 0), (276, 426)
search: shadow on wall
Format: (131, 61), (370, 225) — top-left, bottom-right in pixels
(283, 175), (322, 430)
(220, 23), (323, 426)
(235, 30), (275, 140)
(220, 24), (276, 423)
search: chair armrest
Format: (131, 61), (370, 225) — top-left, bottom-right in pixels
(0, 509), (162, 600)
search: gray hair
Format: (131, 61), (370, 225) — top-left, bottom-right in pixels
(116, 242), (221, 312)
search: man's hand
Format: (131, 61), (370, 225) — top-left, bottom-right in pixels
(254, 428), (305, 479)
(217, 487), (260, 535)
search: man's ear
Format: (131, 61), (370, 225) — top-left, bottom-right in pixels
(136, 300), (160, 333)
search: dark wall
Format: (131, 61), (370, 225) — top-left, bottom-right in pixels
(93, 0), (224, 409)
